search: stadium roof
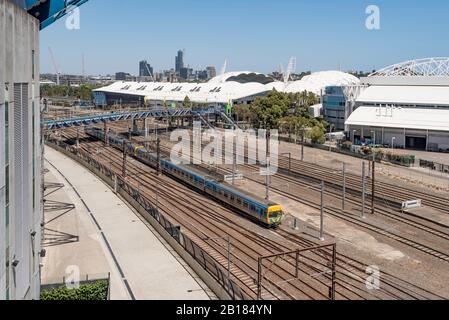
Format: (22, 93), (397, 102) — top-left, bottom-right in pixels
(94, 78), (274, 104)
(346, 106), (449, 132)
(284, 71), (360, 94)
(94, 71), (360, 104)
(370, 58), (449, 77)
(356, 85), (449, 106)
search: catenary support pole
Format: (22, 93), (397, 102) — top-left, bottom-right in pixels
(342, 163), (346, 211)
(371, 155), (376, 215)
(320, 181), (325, 240)
(362, 162), (366, 218)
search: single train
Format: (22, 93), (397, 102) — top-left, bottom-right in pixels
(85, 127), (284, 227)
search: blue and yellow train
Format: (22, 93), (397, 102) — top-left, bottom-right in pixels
(85, 127), (284, 227)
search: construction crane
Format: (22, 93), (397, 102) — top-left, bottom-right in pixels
(144, 62), (154, 82)
(220, 58), (228, 81)
(48, 47), (61, 85)
(284, 56), (297, 84)
(82, 53), (85, 80)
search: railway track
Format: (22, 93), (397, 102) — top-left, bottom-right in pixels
(52, 126), (448, 299)
(55, 129), (337, 300)
(217, 162), (449, 263)
(149, 136), (449, 240)
(142, 135), (449, 264)
(277, 157), (449, 213)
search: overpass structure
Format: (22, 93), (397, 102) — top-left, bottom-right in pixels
(44, 108), (219, 130)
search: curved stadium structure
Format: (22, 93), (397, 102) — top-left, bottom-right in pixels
(93, 70), (360, 107)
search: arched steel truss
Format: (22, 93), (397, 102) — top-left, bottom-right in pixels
(370, 57), (449, 77)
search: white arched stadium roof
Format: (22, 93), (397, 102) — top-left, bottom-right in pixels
(284, 71), (360, 95)
(94, 70), (359, 104)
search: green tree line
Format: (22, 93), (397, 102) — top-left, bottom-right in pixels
(233, 90), (327, 144)
(40, 84), (101, 101)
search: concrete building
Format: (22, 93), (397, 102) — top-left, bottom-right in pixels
(1, 0), (88, 300)
(322, 86), (347, 131)
(345, 58), (449, 151)
(206, 66), (216, 79)
(41, 73), (86, 86)
(115, 72), (136, 82)
(139, 60), (153, 78)
(180, 67), (193, 80)
(175, 50), (184, 74)
(1, 0), (41, 300)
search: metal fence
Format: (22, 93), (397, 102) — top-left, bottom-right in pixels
(45, 138), (251, 300)
(419, 159), (449, 174)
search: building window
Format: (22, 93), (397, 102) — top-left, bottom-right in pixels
(32, 50), (35, 80)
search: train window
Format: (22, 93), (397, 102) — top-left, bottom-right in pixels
(243, 201), (248, 208)
(224, 193), (229, 198)
(250, 204), (256, 211)
(237, 198), (242, 204)
(230, 195), (235, 201)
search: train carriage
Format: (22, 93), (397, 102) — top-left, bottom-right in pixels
(85, 127), (285, 227)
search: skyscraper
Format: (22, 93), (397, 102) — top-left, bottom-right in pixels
(139, 60), (153, 77)
(175, 50), (184, 75)
(206, 66), (217, 79)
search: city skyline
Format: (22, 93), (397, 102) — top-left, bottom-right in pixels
(40, 0), (449, 75)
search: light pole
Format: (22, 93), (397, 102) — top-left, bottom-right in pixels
(371, 130), (376, 145)
(392, 137), (396, 151)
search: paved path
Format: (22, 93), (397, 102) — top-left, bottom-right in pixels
(42, 146), (212, 300)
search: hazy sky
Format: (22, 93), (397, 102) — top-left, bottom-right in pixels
(40, 0), (449, 75)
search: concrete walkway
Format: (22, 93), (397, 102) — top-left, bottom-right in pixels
(42, 146), (212, 300)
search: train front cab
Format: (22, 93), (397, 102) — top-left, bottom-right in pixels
(267, 205), (284, 226)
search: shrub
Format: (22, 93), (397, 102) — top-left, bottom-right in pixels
(40, 280), (109, 301)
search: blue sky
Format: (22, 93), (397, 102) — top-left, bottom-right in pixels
(40, 0), (449, 75)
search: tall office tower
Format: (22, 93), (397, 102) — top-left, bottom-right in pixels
(175, 50), (184, 74)
(206, 66), (217, 79)
(1, 0), (42, 300)
(139, 60), (153, 77)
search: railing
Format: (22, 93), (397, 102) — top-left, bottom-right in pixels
(419, 159), (449, 174)
(45, 138), (251, 300)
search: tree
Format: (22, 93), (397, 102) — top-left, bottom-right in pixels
(309, 125), (326, 144)
(280, 115), (312, 143)
(233, 104), (252, 123)
(183, 95), (191, 108)
(249, 91), (290, 129)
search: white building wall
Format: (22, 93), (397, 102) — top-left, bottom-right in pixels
(0, 0), (41, 300)
(350, 124), (449, 150)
